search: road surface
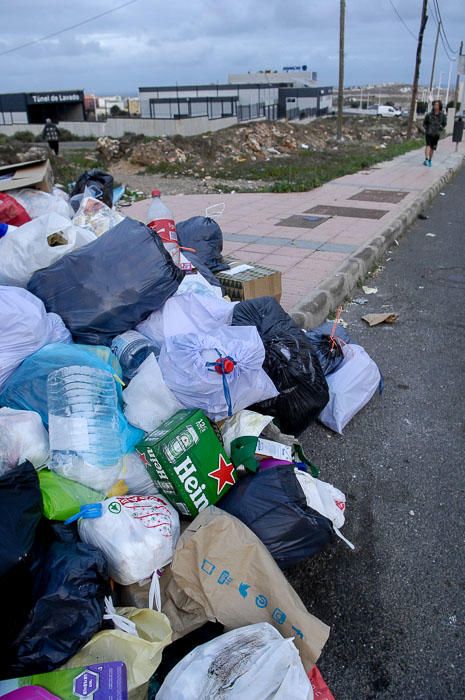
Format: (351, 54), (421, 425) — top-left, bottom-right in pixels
(291, 164), (465, 699)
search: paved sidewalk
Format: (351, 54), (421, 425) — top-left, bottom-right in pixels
(126, 138), (464, 322)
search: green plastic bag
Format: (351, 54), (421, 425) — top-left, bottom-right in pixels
(39, 469), (103, 521)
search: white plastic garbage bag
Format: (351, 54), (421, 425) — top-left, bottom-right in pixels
(123, 353), (183, 434)
(319, 343), (381, 434)
(119, 452), (160, 496)
(0, 286), (71, 392)
(73, 196), (124, 237)
(137, 292), (234, 343)
(294, 468), (354, 549)
(0, 407), (49, 475)
(158, 326), (279, 421)
(157, 622), (313, 700)
(79, 495), (180, 593)
(0, 213), (96, 287)
(13, 188), (74, 219)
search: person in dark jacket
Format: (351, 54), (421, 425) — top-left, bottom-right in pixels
(423, 100), (447, 167)
(42, 118), (60, 155)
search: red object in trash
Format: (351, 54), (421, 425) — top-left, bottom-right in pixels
(308, 666), (336, 700)
(0, 192), (31, 226)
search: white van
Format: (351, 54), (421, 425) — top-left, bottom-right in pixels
(375, 105), (401, 117)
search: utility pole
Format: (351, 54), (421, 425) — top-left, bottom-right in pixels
(407, 0), (428, 139)
(337, 0), (345, 140)
(428, 19), (441, 101)
(454, 41), (464, 110)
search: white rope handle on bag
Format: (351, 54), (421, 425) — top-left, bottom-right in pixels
(205, 202), (225, 218)
(148, 570), (162, 612)
(103, 596), (139, 637)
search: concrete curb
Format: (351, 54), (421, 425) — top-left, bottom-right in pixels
(291, 152), (465, 328)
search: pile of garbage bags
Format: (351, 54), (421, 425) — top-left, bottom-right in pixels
(0, 171), (382, 699)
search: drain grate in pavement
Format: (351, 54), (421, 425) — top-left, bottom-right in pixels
(276, 214), (329, 229)
(349, 188), (408, 203)
(305, 204), (389, 219)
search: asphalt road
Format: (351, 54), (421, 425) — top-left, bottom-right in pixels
(289, 164), (465, 699)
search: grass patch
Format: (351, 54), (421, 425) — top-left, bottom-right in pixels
(52, 151), (107, 187)
(211, 139), (423, 192)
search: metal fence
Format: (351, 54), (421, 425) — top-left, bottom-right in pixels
(237, 103), (278, 122)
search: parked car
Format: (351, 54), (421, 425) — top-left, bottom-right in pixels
(375, 105), (402, 117)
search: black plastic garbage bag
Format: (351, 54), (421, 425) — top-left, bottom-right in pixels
(9, 536), (109, 675)
(177, 216), (228, 276)
(219, 466), (334, 569)
(232, 297), (329, 435)
(305, 322), (351, 376)
(28, 218), (184, 346)
(0, 460), (42, 579)
(70, 169), (114, 209)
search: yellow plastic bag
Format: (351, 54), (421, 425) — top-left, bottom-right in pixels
(63, 607), (171, 700)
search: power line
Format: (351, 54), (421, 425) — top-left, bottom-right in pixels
(387, 0), (417, 41)
(430, 3), (455, 62)
(433, 0), (457, 55)
(0, 0), (141, 58)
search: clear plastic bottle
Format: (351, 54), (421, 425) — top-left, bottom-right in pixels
(111, 330), (161, 382)
(146, 189), (180, 266)
(47, 365), (122, 491)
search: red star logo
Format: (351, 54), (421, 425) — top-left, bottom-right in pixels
(208, 454), (236, 496)
(138, 451), (150, 467)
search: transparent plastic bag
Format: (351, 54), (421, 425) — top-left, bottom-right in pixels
(0, 213), (96, 287)
(73, 196), (124, 237)
(13, 188), (74, 220)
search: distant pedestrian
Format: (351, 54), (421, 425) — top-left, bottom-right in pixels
(423, 100), (447, 167)
(42, 118), (60, 155)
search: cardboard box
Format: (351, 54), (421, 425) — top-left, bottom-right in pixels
(0, 662), (128, 699)
(215, 257), (282, 302)
(0, 159), (53, 193)
(136, 409), (236, 517)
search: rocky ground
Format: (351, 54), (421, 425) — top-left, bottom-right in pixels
(0, 116), (423, 197)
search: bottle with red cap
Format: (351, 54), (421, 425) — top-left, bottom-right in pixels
(146, 189), (180, 266)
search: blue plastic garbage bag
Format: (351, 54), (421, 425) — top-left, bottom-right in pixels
(0, 343), (143, 451)
(305, 322), (351, 376)
(28, 217), (184, 346)
(219, 465), (334, 569)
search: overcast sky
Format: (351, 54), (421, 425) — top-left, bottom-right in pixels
(0, 0), (463, 95)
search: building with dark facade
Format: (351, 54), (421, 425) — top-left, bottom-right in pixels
(0, 91), (85, 125)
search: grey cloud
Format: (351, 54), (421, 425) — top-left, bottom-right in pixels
(0, 0), (463, 94)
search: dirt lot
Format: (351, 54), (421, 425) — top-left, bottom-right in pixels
(0, 116), (423, 197)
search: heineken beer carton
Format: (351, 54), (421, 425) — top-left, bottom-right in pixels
(136, 409), (236, 517)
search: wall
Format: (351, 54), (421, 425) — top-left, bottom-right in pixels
(0, 115), (238, 139)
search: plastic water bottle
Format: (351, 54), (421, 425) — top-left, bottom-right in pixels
(47, 365), (122, 491)
(146, 189), (180, 266)
(111, 330), (161, 382)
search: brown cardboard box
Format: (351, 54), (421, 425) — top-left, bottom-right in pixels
(215, 257), (282, 302)
(0, 159), (54, 193)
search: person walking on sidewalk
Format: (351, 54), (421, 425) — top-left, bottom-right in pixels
(423, 100), (447, 167)
(42, 118), (60, 156)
